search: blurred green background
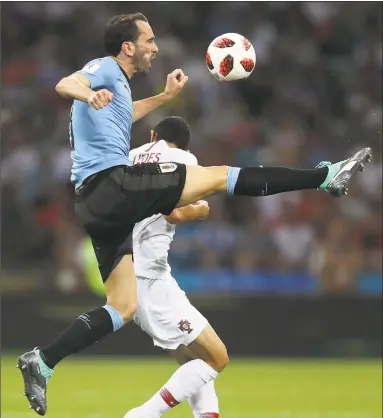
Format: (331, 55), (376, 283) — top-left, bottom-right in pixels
(3, 357), (381, 417)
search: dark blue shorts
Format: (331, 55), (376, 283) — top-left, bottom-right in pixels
(74, 163), (186, 281)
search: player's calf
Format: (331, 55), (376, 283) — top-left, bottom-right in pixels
(169, 353), (220, 417)
(126, 325), (227, 417)
(125, 358), (220, 418)
(170, 328), (225, 418)
(190, 383), (220, 418)
(19, 256), (137, 416)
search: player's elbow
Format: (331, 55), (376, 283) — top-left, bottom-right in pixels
(55, 77), (69, 98)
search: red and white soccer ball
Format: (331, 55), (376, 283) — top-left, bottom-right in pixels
(206, 33), (256, 82)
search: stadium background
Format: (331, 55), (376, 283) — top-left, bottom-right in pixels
(1, 2), (382, 417)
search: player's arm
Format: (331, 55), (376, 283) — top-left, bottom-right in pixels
(133, 94), (171, 122)
(133, 69), (188, 122)
(55, 74), (113, 110)
(165, 200), (209, 224)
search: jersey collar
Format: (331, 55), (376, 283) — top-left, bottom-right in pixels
(117, 64), (131, 85)
(110, 57), (131, 85)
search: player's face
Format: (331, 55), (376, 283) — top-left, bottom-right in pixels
(133, 21), (158, 73)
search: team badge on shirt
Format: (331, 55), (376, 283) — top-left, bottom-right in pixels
(178, 319), (193, 334)
(83, 63), (100, 74)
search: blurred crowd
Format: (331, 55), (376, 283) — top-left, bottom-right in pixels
(2, 2), (382, 294)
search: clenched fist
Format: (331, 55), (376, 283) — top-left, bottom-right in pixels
(164, 69), (188, 100)
(88, 89), (113, 110)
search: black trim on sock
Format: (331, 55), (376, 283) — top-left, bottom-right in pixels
(40, 307), (114, 368)
(233, 166), (328, 196)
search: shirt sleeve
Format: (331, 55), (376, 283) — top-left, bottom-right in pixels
(76, 60), (115, 89)
(184, 152), (198, 166)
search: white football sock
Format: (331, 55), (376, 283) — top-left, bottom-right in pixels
(189, 381), (219, 417)
(137, 359), (219, 418)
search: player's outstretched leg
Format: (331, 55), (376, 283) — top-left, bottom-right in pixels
(177, 147), (372, 206)
(18, 255), (136, 415)
(124, 325), (227, 418)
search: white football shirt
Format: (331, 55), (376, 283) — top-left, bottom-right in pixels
(129, 140), (198, 280)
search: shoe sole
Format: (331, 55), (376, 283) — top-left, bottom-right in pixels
(17, 356), (46, 416)
(327, 147), (372, 197)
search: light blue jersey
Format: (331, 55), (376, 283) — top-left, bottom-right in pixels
(70, 57), (133, 188)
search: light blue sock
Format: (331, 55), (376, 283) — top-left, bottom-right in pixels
(319, 160), (345, 190)
(103, 304), (124, 331)
(226, 167), (241, 195)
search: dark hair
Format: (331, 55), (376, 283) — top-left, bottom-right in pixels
(104, 13), (149, 56)
(153, 116), (191, 150)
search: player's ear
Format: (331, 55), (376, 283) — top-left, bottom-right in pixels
(122, 41), (135, 58)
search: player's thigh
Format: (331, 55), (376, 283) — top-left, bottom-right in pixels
(177, 165), (229, 207)
(174, 324), (229, 372)
(89, 231), (137, 322)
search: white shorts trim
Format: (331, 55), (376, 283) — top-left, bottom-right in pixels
(134, 276), (208, 350)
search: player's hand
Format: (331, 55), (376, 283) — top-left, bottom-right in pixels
(87, 89), (113, 110)
(165, 200), (209, 224)
(193, 200), (210, 220)
(164, 69), (188, 100)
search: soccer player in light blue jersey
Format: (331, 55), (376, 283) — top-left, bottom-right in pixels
(18, 13), (372, 417)
(60, 15), (187, 189)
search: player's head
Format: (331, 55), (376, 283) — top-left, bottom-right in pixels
(104, 13), (158, 74)
(152, 116), (191, 151)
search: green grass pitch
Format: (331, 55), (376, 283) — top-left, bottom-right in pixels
(2, 356), (381, 417)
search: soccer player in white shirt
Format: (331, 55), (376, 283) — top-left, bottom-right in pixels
(126, 116), (223, 418)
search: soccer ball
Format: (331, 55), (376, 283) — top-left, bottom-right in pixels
(206, 33), (256, 82)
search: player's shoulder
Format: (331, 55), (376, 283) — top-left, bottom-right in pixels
(81, 57), (119, 75)
(129, 142), (151, 158)
(166, 148), (198, 166)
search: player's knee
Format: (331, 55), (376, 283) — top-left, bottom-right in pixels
(107, 300), (137, 323)
(210, 345), (229, 372)
(204, 166), (229, 193)
(217, 348), (230, 372)
(120, 303), (137, 322)
(180, 165), (230, 206)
